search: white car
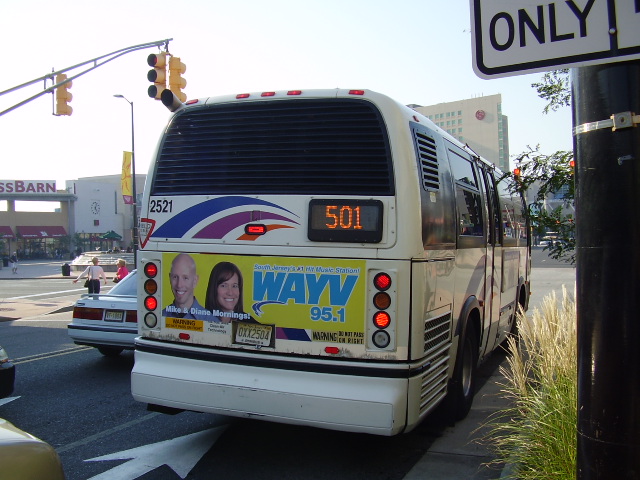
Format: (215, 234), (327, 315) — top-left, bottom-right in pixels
(67, 270), (138, 357)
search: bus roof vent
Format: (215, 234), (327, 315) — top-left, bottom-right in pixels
(151, 99), (395, 196)
(412, 125), (440, 191)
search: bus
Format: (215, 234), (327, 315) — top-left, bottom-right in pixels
(131, 88), (530, 436)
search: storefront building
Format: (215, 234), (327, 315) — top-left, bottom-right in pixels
(0, 180), (75, 259)
(0, 176), (144, 260)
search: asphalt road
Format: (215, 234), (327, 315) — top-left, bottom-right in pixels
(0, 252), (576, 480)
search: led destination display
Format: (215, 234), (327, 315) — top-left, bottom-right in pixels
(308, 199), (383, 243)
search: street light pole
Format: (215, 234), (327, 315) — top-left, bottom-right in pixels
(114, 94), (137, 267)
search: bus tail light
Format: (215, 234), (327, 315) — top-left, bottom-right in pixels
(372, 330), (390, 349)
(373, 292), (391, 310)
(368, 269), (396, 351)
(142, 261), (161, 330)
(245, 224), (267, 235)
(144, 312), (158, 328)
(373, 311), (391, 329)
(144, 279), (158, 295)
(373, 272), (391, 291)
(144, 262), (158, 278)
(144, 296), (158, 311)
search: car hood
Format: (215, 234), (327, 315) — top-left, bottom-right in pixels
(0, 418), (66, 480)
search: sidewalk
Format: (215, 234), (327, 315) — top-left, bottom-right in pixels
(403, 353), (509, 479)
(0, 259), (82, 321)
(0, 258), (71, 280)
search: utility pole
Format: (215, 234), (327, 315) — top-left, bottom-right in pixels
(113, 95), (138, 267)
(573, 60), (640, 478)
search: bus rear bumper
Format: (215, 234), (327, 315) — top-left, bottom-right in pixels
(131, 343), (410, 436)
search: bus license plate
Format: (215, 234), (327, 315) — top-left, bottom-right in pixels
(234, 323), (273, 347)
(105, 310), (124, 322)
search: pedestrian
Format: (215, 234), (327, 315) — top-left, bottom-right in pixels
(9, 252), (18, 274)
(113, 258), (129, 283)
(73, 256), (107, 294)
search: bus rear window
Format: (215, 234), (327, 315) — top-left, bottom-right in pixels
(151, 99), (395, 197)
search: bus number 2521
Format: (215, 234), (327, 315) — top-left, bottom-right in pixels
(150, 199), (173, 213)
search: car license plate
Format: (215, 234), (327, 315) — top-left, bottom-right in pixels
(234, 322), (273, 347)
(105, 310), (124, 322)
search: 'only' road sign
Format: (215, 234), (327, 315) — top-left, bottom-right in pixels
(471, 0), (640, 79)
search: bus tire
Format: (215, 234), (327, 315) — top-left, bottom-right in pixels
(501, 293), (525, 352)
(446, 320), (478, 421)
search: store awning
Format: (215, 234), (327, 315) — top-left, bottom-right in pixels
(0, 226), (15, 239)
(17, 226), (67, 238)
(100, 230), (122, 240)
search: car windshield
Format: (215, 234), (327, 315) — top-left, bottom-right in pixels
(108, 270), (137, 296)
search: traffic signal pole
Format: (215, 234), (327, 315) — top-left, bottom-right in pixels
(573, 60), (640, 478)
(0, 38), (173, 117)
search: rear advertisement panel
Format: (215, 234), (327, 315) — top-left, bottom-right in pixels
(159, 252), (367, 355)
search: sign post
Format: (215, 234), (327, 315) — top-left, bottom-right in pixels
(470, 1), (640, 477)
(573, 59), (640, 479)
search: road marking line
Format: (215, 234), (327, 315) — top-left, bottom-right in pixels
(13, 346), (93, 364)
(57, 412), (160, 454)
(8, 287), (112, 300)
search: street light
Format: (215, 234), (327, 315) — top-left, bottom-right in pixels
(113, 94), (138, 267)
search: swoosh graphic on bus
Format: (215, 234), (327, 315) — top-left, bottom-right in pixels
(151, 197), (299, 239)
(275, 327), (312, 342)
(252, 300), (285, 316)
(194, 212), (299, 239)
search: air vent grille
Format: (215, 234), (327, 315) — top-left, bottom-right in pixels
(151, 99), (395, 196)
(413, 129), (440, 191)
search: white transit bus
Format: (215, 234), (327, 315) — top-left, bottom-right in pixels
(131, 88), (530, 436)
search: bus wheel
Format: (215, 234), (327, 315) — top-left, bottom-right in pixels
(501, 303), (523, 352)
(446, 321), (478, 421)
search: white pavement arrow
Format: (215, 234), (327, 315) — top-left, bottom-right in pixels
(0, 396), (20, 407)
(85, 426), (228, 480)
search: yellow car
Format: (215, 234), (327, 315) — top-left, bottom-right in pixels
(1, 346), (65, 479)
(0, 418), (65, 480)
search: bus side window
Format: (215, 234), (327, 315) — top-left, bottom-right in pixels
(483, 168), (501, 245)
(456, 189), (483, 236)
(496, 174), (518, 246)
(447, 144), (484, 241)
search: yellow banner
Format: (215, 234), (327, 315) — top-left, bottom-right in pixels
(121, 151), (132, 204)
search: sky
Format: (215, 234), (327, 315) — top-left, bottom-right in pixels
(1, 0), (573, 211)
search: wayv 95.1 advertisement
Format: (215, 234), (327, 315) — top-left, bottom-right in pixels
(159, 252), (369, 354)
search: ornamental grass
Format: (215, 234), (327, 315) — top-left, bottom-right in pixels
(484, 286), (577, 479)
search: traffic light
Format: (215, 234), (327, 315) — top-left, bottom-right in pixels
(147, 52), (167, 100)
(168, 56), (187, 102)
(55, 74), (73, 116)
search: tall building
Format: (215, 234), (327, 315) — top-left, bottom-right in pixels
(410, 94), (509, 172)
